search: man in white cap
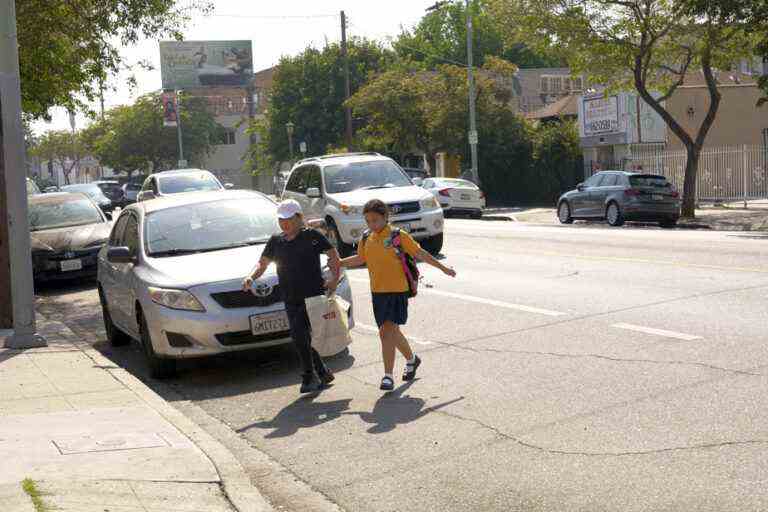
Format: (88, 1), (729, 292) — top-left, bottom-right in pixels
(243, 200), (342, 393)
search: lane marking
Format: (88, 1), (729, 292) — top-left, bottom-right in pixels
(612, 323), (702, 341)
(348, 277), (565, 317)
(355, 323), (434, 345)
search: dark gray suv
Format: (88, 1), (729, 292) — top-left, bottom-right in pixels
(557, 171), (681, 228)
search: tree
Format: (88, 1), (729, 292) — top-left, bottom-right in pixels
(30, 130), (84, 185)
(393, 0), (563, 69)
(17, 0), (212, 120)
(490, 0), (757, 218)
(679, 0), (768, 104)
(84, 93), (220, 176)
(261, 38), (393, 164)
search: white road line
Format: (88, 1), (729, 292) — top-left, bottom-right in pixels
(348, 277), (565, 317)
(612, 323), (702, 341)
(355, 323), (434, 345)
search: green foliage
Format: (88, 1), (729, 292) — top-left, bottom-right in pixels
(83, 93), (220, 176)
(29, 130), (85, 185)
(17, 0), (212, 120)
(263, 38), (394, 162)
(393, 0), (562, 69)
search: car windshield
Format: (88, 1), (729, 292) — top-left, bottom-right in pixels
(436, 179), (478, 189)
(324, 160), (411, 194)
(158, 173), (222, 194)
(145, 197), (280, 257)
(630, 175), (671, 188)
(62, 185), (109, 201)
(28, 197), (104, 231)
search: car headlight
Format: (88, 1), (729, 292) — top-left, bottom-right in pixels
(148, 287), (205, 312)
(340, 204), (362, 215)
(420, 196), (440, 210)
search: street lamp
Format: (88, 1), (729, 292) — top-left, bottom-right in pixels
(286, 121), (295, 165)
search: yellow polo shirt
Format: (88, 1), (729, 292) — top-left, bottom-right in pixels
(358, 225), (421, 293)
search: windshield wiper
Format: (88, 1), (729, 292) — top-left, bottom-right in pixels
(203, 239), (269, 251)
(148, 248), (202, 257)
(360, 184), (395, 190)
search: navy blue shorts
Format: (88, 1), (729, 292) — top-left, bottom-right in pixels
(372, 293), (409, 327)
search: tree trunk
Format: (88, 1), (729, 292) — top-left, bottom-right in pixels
(682, 145), (700, 217)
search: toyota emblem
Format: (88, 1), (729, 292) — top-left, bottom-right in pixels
(252, 283), (273, 297)
(390, 205), (401, 214)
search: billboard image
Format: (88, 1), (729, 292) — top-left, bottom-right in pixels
(581, 95), (619, 136)
(160, 40), (253, 90)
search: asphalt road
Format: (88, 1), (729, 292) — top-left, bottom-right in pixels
(36, 220), (768, 512)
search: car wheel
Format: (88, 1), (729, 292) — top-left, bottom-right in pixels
(421, 233), (444, 255)
(606, 202), (625, 227)
(558, 201), (574, 224)
(138, 309), (176, 379)
(98, 287), (130, 347)
(660, 218), (678, 229)
(326, 218), (353, 257)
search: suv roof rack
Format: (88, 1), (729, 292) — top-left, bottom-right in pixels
(294, 152), (382, 166)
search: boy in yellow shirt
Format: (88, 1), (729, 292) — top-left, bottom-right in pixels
(340, 199), (456, 391)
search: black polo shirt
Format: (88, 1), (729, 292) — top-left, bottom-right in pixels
(262, 228), (333, 304)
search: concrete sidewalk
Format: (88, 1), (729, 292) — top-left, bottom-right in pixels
(0, 315), (272, 512)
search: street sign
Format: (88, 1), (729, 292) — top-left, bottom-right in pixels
(299, 141), (307, 154)
(468, 130), (478, 145)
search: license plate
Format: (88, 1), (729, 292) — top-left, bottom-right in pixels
(60, 259), (82, 272)
(250, 311), (289, 336)
(461, 194), (471, 200)
(652, 194), (664, 201)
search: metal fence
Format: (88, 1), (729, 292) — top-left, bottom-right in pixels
(587, 144), (768, 204)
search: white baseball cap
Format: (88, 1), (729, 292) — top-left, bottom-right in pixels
(276, 199), (303, 219)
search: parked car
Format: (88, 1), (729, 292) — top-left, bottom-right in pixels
(422, 177), (485, 218)
(557, 171), (681, 228)
(97, 189), (355, 378)
(137, 169), (232, 202)
(402, 167), (430, 182)
(281, 152), (444, 256)
(28, 192), (111, 282)
(93, 180), (126, 206)
(26, 178), (41, 195)
(61, 183), (116, 213)
(122, 181), (143, 204)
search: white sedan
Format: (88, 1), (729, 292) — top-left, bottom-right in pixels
(421, 178), (486, 218)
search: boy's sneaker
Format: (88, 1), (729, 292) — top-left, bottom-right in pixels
(300, 374), (321, 394)
(380, 376), (395, 391)
(403, 355), (421, 381)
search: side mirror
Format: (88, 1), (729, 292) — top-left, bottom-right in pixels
(412, 178), (423, 187)
(107, 246), (135, 264)
(306, 187), (322, 199)
(224, 183), (235, 189)
(104, 212), (113, 221)
(577, 183), (585, 191)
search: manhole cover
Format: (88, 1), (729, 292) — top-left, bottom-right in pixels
(52, 432), (169, 455)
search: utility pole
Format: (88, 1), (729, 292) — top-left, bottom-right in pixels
(341, 11), (353, 150)
(0, 0), (46, 346)
(175, 90), (186, 168)
(465, 0), (479, 185)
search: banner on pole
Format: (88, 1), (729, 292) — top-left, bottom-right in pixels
(162, 92), (178, 127)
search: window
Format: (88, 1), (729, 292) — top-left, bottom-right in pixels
(110, 215), (129, 246)
(214, 127), (237, 146)
(540, 76), (549, 94)
(571, 76), (584, 92)
(122, 216), (139, 257)
(306, 166), (322, 192)
(601, 174), (619, 187)
(550, 76), (563, 93)
(585, 174), (604, 187)
(286, 167), (309, 193)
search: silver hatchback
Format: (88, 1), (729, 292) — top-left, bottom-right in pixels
(557, 172), (681, 228)
(97, 190), (354, 378)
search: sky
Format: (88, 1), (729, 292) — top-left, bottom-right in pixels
(32, 0), (436, 135)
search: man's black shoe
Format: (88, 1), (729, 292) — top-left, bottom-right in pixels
(319, 369), (335, 386)
(300, 374), (321, 394)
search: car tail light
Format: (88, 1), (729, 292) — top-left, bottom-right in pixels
(438, 188), (453, 197)
(624, 189), (641, 197)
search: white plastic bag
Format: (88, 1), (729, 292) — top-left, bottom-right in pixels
(306, 294), (352, 357)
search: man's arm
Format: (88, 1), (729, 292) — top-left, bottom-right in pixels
(242, 256), (272, 292)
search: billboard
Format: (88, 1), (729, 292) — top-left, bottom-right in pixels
(160, 40), (253, 90)
(581, 95), (619, 136)
(579, 92), (667, 146)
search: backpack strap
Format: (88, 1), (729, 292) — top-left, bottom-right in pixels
(389, 227), (403, 252)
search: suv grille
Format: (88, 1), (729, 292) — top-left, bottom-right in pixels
(387, 201), (420, 215)
(211, 286), (282, 309)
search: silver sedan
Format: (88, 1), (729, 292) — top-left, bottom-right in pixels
(97, 190), (354, 378)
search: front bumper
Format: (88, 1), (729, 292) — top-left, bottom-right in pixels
(141, 275), (355, 359)
(33, 249), (101, 282)
(335, 207), (445, 245)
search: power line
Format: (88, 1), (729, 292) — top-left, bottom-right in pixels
(208, 13), (338, 20)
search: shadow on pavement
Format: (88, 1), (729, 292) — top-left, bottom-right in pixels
(346, 381), (465, 434)
(236, 394), (354, 438)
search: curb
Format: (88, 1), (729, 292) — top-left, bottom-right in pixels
(58, 323), (274, 512)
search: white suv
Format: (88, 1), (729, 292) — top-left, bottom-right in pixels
(282, 153), (445, 256)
